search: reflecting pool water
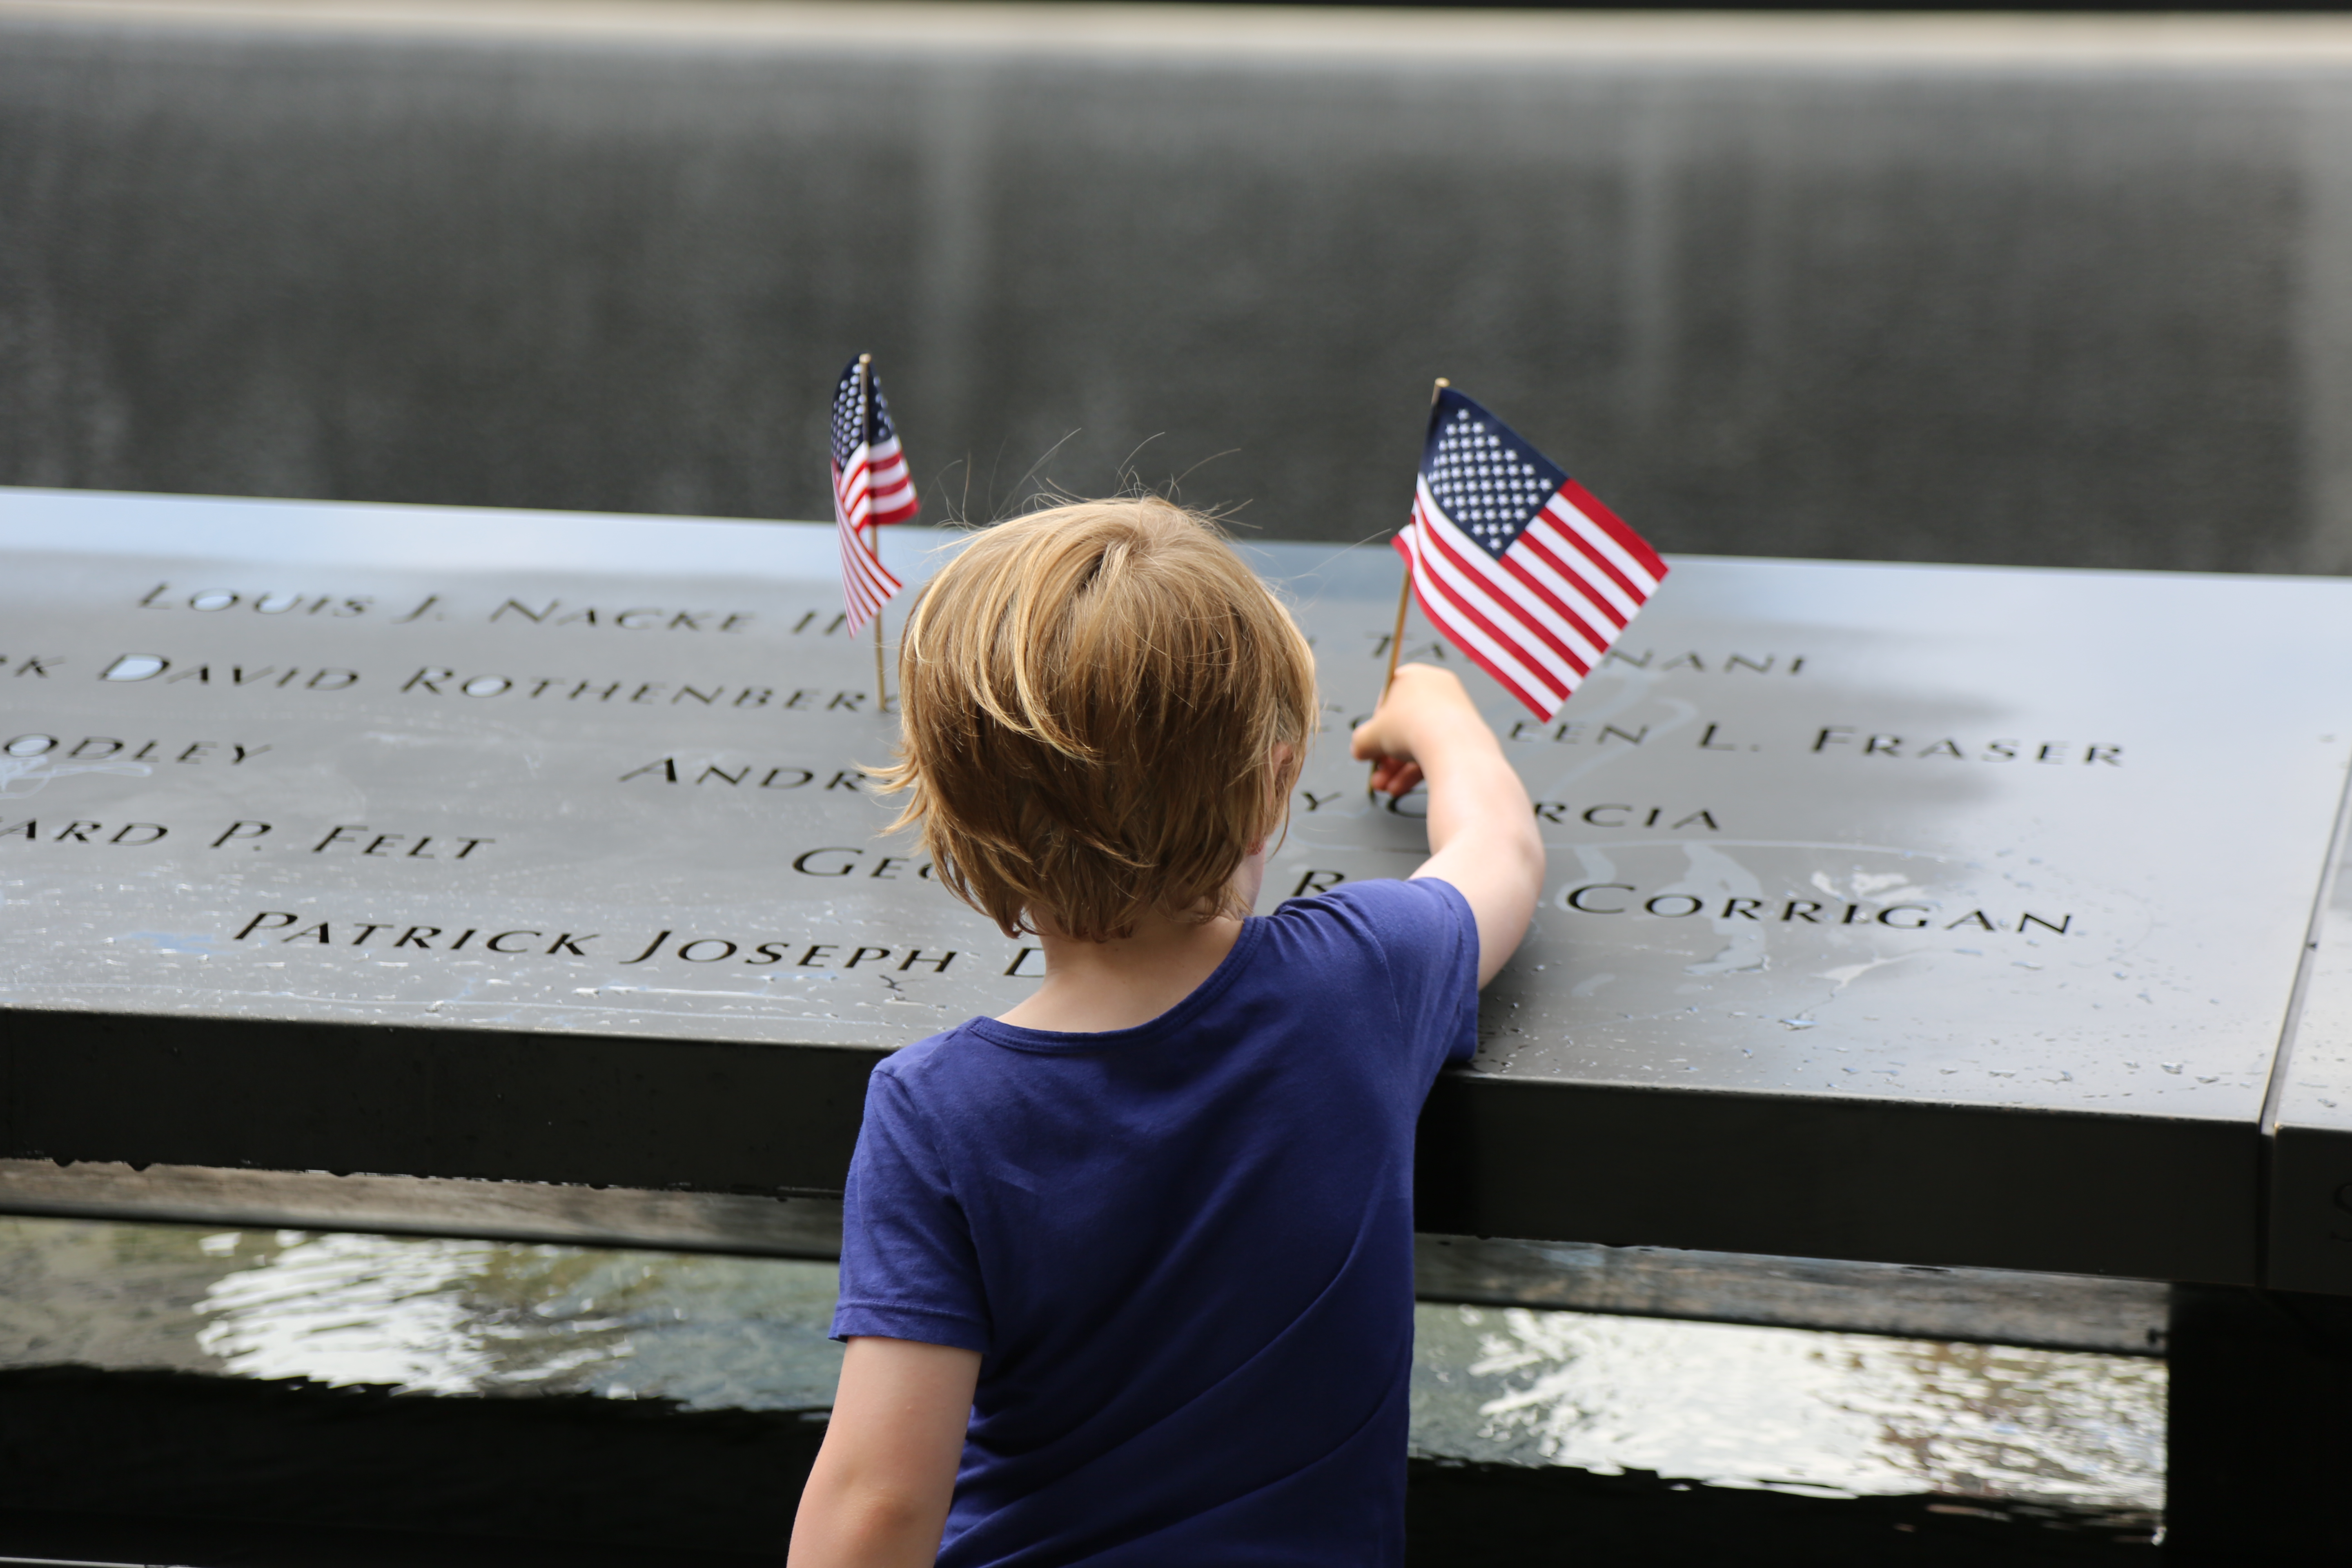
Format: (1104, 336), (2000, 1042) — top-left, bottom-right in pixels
(191, 1229), (844, 1409)
(0, 1217), (2162, 1514)
(1410, 1303), (2162, 1510)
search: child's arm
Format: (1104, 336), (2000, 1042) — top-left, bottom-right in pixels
(788, 1336), (982, 1568)
(1350, 664), (1545, 987)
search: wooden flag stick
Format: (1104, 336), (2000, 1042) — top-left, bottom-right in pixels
(1377, 574), (1412, 704)
(1370, 377), (1448, 795)
(857, 353), (888, 714)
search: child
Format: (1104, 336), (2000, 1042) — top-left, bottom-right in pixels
(788, 498), (1543, 1567)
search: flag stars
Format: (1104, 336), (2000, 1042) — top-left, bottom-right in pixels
(830, 362), (903, 464)
(1425, 398), (1579, 557)
(1408, 390), (1664, 721)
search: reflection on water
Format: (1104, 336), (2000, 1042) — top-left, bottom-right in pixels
(189, 1227), (846, 1410)
(1410, 1303), (2163, 1511)
(0, 1218), (2161, 1513)
(197, 1232), (503, 1394)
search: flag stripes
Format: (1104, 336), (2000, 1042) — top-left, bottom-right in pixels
(1395, 388), (1664, 720)
(865, 433), (918, 526)
(829, 357), (918, 635)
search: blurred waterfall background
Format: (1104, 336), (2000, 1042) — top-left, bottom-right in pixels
(5, 2), (2352, 571)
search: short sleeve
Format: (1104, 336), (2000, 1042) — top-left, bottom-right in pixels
(1383, 878), (1482, 1067)
(831, 1064), (992, 1352)
(1285, 877), (1481, 1070)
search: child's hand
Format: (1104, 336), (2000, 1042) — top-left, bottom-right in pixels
(1351, 664), (1473, 798)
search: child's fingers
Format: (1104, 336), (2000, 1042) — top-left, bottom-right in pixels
(1354, 663), (1460, 764)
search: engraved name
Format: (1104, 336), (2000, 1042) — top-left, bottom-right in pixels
(1560, 883), (2074, 934)
(2, 735), (269, 765)
(231, 911), (964, 975)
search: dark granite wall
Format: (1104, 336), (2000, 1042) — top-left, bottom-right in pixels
(4, 9), (2351, 570)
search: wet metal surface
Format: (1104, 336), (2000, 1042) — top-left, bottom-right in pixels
(1414, 1236), (2167, 1357)
(0, 1158), (847, 1261)
(2, 488), (2349, 1284)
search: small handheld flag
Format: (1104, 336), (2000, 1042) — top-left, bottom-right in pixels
(829, 354), (919, 638)
(1390, 386), (1666, 720)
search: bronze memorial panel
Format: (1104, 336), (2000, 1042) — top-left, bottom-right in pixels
(2, 487), (2348, 1290)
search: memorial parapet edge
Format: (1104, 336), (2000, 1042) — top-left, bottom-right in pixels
(2, 488), (2348, 1291)
(2269, 775), (2352, 1295)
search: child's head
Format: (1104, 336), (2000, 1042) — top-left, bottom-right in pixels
(877, 497), (1316, 941)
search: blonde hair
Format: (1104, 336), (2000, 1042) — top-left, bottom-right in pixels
(875, 497), (1317, 942)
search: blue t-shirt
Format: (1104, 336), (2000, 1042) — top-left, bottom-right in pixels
(831, 877), (1481, 1567)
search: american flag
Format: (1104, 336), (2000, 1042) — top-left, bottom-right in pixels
(1394, 388), (1666, 719)
(830, 356), (919, 633)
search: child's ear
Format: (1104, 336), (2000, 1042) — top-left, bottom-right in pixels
(1260, 742), (1299, 861)
(1266, 742), (1298, 803)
